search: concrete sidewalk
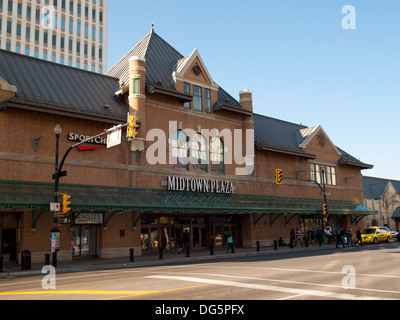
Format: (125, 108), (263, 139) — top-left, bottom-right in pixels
(0, 243), (336, 279)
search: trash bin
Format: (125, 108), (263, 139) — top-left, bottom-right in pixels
(21, 250), (31, 271)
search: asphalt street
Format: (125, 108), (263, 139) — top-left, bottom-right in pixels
(0, 242), (399, 305)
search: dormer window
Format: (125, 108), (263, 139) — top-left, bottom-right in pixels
(205, 88), (211, 114)
(193, 85), (202, 111)
(184, 82), (191, 109)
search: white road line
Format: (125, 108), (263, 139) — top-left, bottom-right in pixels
(185, 265), (400, 280)
(160, 272), (400, 296)
(277, 294), (305, 300)
(148, 275), (397, 300)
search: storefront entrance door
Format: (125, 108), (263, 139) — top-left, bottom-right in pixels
(1, 228), (17, 262)
(72, 225), (98, 258)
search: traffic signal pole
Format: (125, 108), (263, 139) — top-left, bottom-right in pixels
(51, 122), (128, 267)
(276, 168), (329, 241)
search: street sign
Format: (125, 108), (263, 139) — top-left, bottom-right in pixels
(50, 202), (61, 212)
(107, 127), (122, 148)
(59, 217), (70, 225)
(50, 232), (60, 253)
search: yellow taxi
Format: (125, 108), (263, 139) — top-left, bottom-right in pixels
(361, 227), (391, 244)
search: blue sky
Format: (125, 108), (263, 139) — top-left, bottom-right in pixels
(108, 0), (400, 180)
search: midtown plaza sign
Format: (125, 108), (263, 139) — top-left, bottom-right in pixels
(167, 176), (235, 194)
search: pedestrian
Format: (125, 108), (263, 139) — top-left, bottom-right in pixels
(183, 229), (190, 255)
(356, 227), (363, 246)
(296, 228), (303, 247)
(289, 228), (295, 248)
(336, 227), (346, 248)
(346, 227), (354, 246)
(227, 234), (234, 253)
(326, 226), (332, 244)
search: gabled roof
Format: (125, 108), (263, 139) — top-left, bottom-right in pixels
(393, 207), (400, 219)
(254, 113), (373, 168)
(254, 114), (316, 159)
(107, 30), (244, 112)
(0, 76), (17, 103)
(0, 50), (129, 123)
(173, 48), (218, 90)
(298, 125), (341, 156)
(363, 176), (400, 199)
(107, 30), (183, 91)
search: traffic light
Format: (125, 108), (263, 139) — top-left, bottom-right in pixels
(276, 169), (283, 185)
(60, 193), (71, 215)
(127, 112), (139, 140)
(323, 203), (328, 216)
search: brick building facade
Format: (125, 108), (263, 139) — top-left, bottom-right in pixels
(0, 30), (374, 264)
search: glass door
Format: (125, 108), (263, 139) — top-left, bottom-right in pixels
(72, 225), (98, 258)
(214, 226), (223, 249)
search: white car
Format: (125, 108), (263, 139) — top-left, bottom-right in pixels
(390, 230), (398, 238)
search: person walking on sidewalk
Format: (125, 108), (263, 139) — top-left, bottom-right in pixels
(356, 227), (363, 246)
(289, 228), (295, 248)
(336, 227), (346, 248)
(227, 234), (234, 253)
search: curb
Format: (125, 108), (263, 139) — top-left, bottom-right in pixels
(0, 244), (334, 279)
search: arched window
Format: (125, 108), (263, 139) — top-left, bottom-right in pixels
(171, 130), (189, 170)
(210, 137), (224, 174)
(191, 133), (207, 172)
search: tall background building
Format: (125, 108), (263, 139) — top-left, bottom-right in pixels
(0, 0), (107, 73)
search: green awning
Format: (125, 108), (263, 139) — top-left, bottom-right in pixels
(0, 180), (376, 216)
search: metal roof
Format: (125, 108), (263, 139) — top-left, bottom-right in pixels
(363, 176), (400, 199)
(254, 113), (307, 151)
(0, 49), (129, 123)
(107, 30), (182, 91)
(254, 113), (373, 168)
(107, 30), (243, 110)
(392, 207), (400, 219)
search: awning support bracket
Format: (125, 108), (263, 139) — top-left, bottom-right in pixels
(31, 209), (47, 230)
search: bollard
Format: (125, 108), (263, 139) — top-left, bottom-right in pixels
(21, 250), (32, 271)
(256, 241), (260, 252)
(0, 256), (3, 273)
(52, 251), (57, 268)
(305, 237), (309, 248)
(273, 240), (278, 251)
(319, 237), (322, 247)
(129, 248), (134, 263)
(45, 253), (50, 266)
(210, 237), (214, 256)
(158, 245), (163, 260)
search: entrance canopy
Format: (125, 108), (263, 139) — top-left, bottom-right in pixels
(0, 180), (375, 227)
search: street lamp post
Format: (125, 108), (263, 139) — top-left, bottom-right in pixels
(52, 124), (62, 267)
(49, 121), (129, 267)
